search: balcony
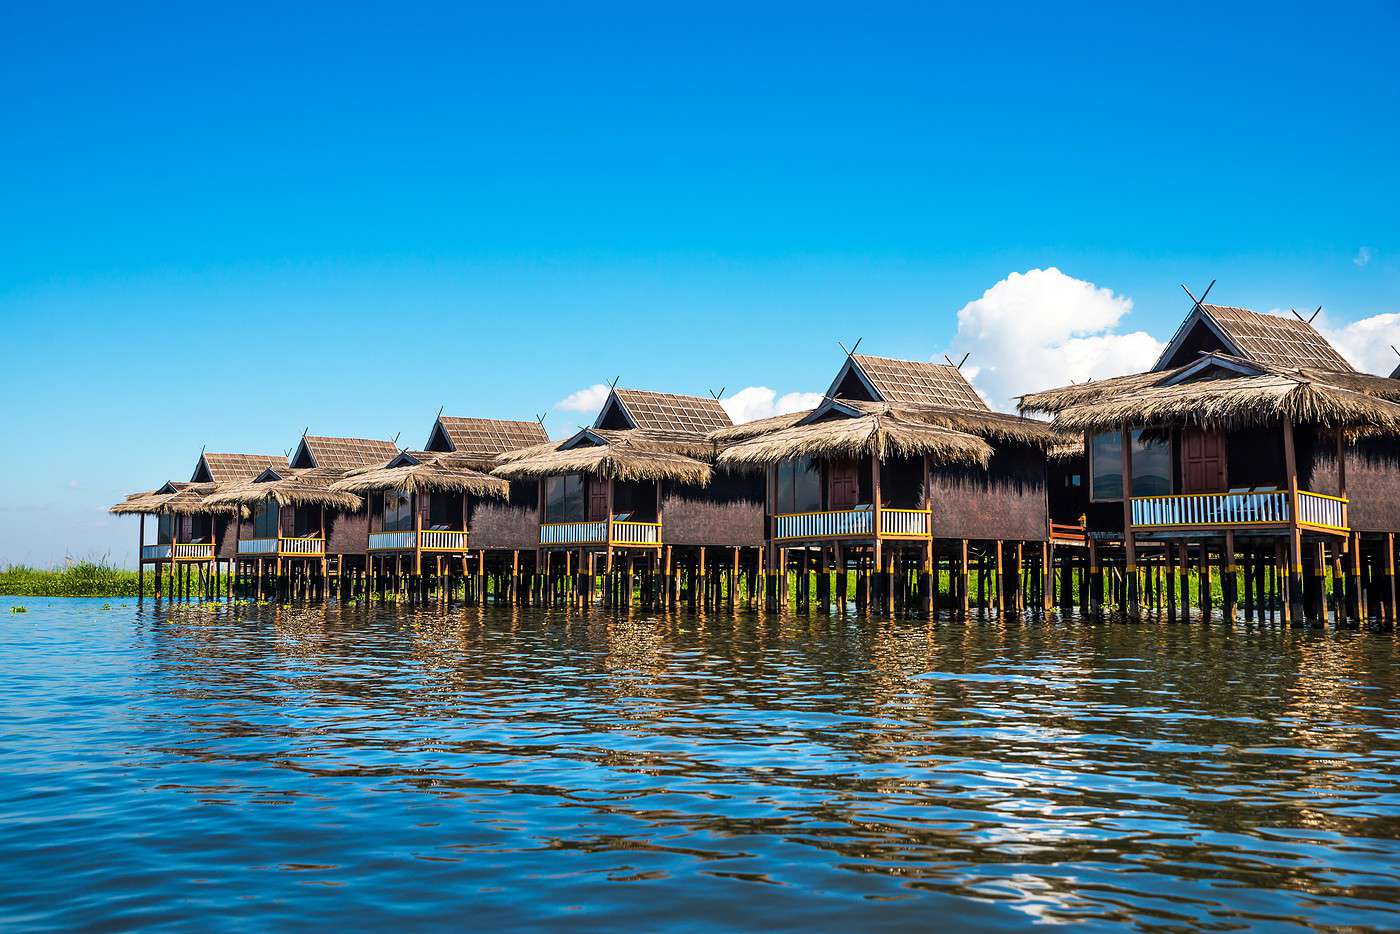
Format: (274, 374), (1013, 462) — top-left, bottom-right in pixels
(1130, 490), (1347, 534)
(772, 508), (931, 541)
(237, 536), (326, 556)
(141, 542), (215, 561)
(539, 519), (662, 547)
(368, 530), (467, 552)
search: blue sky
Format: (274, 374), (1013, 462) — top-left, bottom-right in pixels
(2, 1), (1398, 566)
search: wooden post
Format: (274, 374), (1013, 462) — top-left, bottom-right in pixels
(1280, 414), (1306, 623)
(1087, 538), (1100, 616)
(1223, 530), (1237, 623)
(1042, 541), (1053, 614)
(994, 540), (1004, 616)
(871, 451), (883, 614)
(137, 514), (146, 601)
(1120, 427), (1139, 615)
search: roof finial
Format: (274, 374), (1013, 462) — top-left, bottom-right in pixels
(436, 404), (444, 419)
(609, 375), (620, 389)
(391, 431), (401, 450)
(836, 337), (864, 358)
(1180, 279), (1216, 313)
(708, 387), (726, 401)
(535, 412), (548, 428)
(302, 426), (309, 438)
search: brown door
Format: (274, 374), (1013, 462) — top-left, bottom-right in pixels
(828, 460), (859, 509)
(1181, 429), (1226, 492)
(588, 477), (610, 520)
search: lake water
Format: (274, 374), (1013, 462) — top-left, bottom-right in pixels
(2, 598), (1399, 931)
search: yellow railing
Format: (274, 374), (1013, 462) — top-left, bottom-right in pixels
(368, 530), (468, 551)
(539, 519), (663, 546)
(772, 507), (932, 540)
(879, 508), (932, 537)
(171, 542), (215, 561)
(610, 520), (661, 546)
(238, 536), (325, 556)
(1130, 489), (1348, 533)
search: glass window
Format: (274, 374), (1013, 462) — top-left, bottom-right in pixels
(382, 491), (413, 532)
(429, 492), (462, 530)
(775, 458), (822, 514)
(253, 499), (279, 538)
(1090, 430), (1174, 500)
(157, 514), (175, 544)
(189, 516), (212, 543)
(545, 474), (585, 522)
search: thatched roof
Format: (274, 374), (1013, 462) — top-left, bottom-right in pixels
(717, 410), (993, 469)
(331, 452), (509, 498)
(1050, 371), (1400, 434)
(204, 468), (363, 511)
(711, 399), (1063, 452)
(293, 435), (399, 470)
(195, 453), (286, 484)
(844, 354), (989, 410)
(606, 388), (732, 433)
(109, 482), (243, 516)
(430, 417), (549, 456)
(492, 429), (715, 484)
(710, 409), (814, 444)
(1155, 303), (1354, 372)
(1022, 350), (1400, 434)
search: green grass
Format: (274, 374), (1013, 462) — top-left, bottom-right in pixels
(0, 560), (158, 598)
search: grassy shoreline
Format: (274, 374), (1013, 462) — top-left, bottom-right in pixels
(0, 561), (176, 598)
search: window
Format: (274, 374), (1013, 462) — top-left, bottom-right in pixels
(293, 506), (321, 538)
(189, 516), (212, 543)
(157, 514), (175, 545)
(1090, 430), (1173, 500)
(774, 457), (822, 514)
(428, 492), (462, 530)
(253, 499), (279, 538)
(545, 474), (586, 522)
(382, 491), (413, 532)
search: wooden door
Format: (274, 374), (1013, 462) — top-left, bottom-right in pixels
(1181, 429), (1226, 493)
(828, 460), (859, 509)
(588, 477), (610, 520)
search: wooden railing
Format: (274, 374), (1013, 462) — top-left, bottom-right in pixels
(541, 520), (608, 545)
(368, 530), (468, 551)
(774, 509), (874, 540)
(772, 507), (933, 540)
(1131, 489), (1348, 532)
(1297, 491), (1348, 531)
(539, 519), (663, 546)
(369, 530), (417, 551)
(879, 508), (931, 537)
(610, 520), (661, 545)
(237, 537), (325, 556)
(171, 542), (215, 560)
(418, 529), (467, 551)
(279, 536), (324, 556)
(1050, 521), (1087, 544)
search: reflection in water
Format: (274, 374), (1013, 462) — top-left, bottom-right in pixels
(2, 598), (1399, 931)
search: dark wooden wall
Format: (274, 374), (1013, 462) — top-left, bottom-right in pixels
(1309, 437), (1400, 533)
(328, 508), (367, 555)
(471, 504), (540, 550)
(929, 443), (1048, 541)
(663, 496), (764, 546)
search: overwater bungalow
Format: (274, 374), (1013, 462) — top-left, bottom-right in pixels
(110, 452), (285, 597)
(329, 416), (547, 598)
(203, 435), (396, 596)
(1021, 298), (1400, 624)
(711, 353), (1064, 614)
(491, 388), (764, 606)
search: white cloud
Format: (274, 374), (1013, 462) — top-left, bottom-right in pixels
(721, 387), (824, 423)
(949, 267), (1163, 411)
(1317, 311), (1400, 374)
(1354, 246), (1374, 268)
(554, 383), (611, 415)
